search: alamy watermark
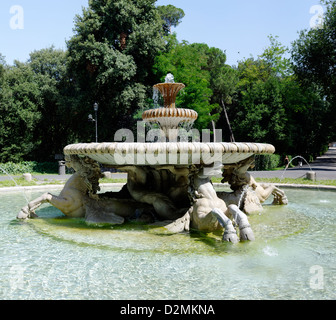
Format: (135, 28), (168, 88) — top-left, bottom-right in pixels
(309, 265), (324, 290)
(111, 121), (225, 167)
(309, 265), (336, 291)
(9, 5), (24, 30)
(9, 265), (26, 291)
(310, 5), (324, 29)
(5, 4), (326, 31)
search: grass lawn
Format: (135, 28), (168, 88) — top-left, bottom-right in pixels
(0, 176), (128, 188)
(254, 177), (336, 186)
(211, 177), (336, 186)
(0, 177), (64, 188)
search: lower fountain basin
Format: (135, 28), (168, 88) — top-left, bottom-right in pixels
(1, 187), (335, 299)
(64, 142), (275, 166)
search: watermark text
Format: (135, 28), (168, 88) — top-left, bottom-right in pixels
(9, 5), (24, 30)
(310, 5), (324, 29)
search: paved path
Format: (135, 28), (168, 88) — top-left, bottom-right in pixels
(249, 147), (336, 181)
(1, 147), (336, 182)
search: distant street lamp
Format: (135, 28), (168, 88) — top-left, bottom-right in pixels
(94, 103), (98, 143)
(88, 102), (99, 142)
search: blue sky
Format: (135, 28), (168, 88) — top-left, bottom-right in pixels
(0, 0), (325, 66)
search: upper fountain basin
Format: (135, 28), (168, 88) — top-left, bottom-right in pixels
(142, 107), (198, 124)
(153, 83), (185, 109)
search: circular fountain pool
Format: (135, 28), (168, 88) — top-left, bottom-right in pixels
(1, 187), (335, 300)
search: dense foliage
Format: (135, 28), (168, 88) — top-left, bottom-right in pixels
(0, 0), (334, 164)
(67, 0), (165, 141)
(157, 4), (185, 35)
(230, 36), (328, 159)
(291, 0), (336, 146)
(153, 37), (219, 130)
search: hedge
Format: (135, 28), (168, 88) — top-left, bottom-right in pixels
(0, 162), (59, 175)
(254, 154), (282, 171)
(0, 155), (286, 175)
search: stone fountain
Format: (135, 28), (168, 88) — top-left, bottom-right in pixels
(18, 74), (288, 243)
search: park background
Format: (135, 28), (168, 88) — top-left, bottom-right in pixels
(0, 0), (335, 174)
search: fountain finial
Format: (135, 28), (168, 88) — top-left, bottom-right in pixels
(165, 73), (175, 83)
(153, 74), (185, 109)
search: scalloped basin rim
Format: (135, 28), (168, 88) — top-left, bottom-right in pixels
(142, 108), (198, 121)
(64, 142), (275, 166)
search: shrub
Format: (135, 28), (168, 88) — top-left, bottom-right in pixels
(254, 154), (281, 171)
(32, 162), (59, 174)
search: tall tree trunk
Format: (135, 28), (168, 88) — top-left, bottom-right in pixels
(120, 32), (127, 50)
(221, 98), (235, 142)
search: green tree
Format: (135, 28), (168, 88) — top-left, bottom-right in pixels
(153, 38), (217, 131)
(0, 54), (6, 82)
(280, 79), (328, 157)
(0, 48), (78, 162)
(205, 47), (238, 141)
(67, 0), (165, 141)
(232, 61), (288, 149)
(0, 61), (42, 162)
(232, 37), (289, 147)
(260, 35), (292, 77)
(291, 0), (336, 144)
(28, 47), (74, 160)
(157, 4), (185, 35)
(231, 36), (327, 158)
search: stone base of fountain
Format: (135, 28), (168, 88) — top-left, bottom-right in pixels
(18, 152), (288, 242)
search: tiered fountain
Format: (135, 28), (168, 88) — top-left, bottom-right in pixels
(18, 74), (288, 243)
(9, 75), (335, 300)
(142, 73), (198, 140)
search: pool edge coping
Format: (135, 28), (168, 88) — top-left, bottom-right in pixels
(1, 182), (336, 193)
